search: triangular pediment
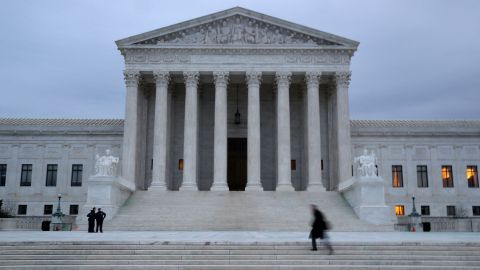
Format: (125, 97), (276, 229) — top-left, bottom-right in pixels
(116, 7), (359, 49)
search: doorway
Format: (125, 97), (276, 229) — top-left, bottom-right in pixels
(227, 138), (247, 191)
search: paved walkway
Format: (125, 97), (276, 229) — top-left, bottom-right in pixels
(1, 231), (480, 244)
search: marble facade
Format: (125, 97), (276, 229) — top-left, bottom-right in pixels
(0, 8), (479, 226)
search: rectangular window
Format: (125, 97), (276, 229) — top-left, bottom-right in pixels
(20, 164), (32, 186)
(395, 205), (405, 216)
(421, 205), (430, 216)
(0, 164), (6, 186)
(43, 205), (53, 215)
(392, 165), (403, 187)
(473, 206), (480, 216)
(17, 205), (27, 215)
(69, 205), (79, 215)
(467, 165), (479, 188)
(291, 160), (296, 171)
(45, 164), (58, 186)
(71, 164), (83, 187)
(178, 159), (184, 171)
(442, 165), (454, 188)
(417, 165), (429, 188)
(447, 205), (456, 216)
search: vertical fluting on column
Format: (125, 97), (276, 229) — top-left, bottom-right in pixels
(181, 71), (200, 191)
(305, 72), (325, 191)
(245, 71), (263, 191)
(335, 71), (352, 186)
(121, 70), (141, 186)
(151, 71), (170, 190)
(275, 72), (294, 191)
(211, 71), (229, 191)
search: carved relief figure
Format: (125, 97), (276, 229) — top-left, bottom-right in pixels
(205, 25), (217, 43)
(94, 149), (119, 177)
(218, 21), (231, 44)
(232, 17), (244, 43)
(244, 21), (256, 43)
(354, 149), (377, 177)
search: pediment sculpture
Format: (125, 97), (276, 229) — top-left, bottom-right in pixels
(135, 15), (339, 46)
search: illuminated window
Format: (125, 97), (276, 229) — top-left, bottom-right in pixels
(417, 165), (428, 188)
(291, 160), (296, 171)
(421, 205), (430, 216)
(467, 166), (479, 188)
(178, 159), (184, 171)
(442, 165), (454, 188)
(395, 205), (405, 216)
(392, 165), (403, 187)
(447, 205), (456, 216)
(473, 206), (480, 216)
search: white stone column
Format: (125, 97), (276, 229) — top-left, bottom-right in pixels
(181, 71), (200, 190)
(335, 71), (352, 185)
(121, 70), (141, 185)
(275, 72), (294, 191)
(305, 72), (325, 191)
(151, 71), (170, 190)
(246, 71), (263, 191)
(211, 71), (229, 191)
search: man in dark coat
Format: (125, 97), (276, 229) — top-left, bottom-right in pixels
(309, 204), (333, 254)
(95, 208), (106, 233)
(86, 209), (96, 233)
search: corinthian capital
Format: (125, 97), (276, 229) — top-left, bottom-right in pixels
(123, 70), (140, 87)
(275, 71), (292, 87)
(153, 71), (170, 87)
(305, 71), (321, 88)
(246, 71), (262, 86)
(335, 71), (351, 88)
(183, 71), (199, 87)
(213, 71), (229, 87)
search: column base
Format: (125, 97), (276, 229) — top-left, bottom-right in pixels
(149, 180), (167, 190)
(276, 184), (294, 191)
(245, 184), (263, 191)
(210, 183), (229, 191)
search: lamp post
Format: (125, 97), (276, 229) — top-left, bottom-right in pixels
(409, 196), (421, 232)
(51, 194), (65, 231)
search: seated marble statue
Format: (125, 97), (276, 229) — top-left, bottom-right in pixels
(94, 149), (119, 177)
(354, 149), (377, 177)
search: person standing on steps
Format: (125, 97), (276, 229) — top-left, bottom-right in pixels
(87, 208), (96, 233)
(95, 208), (106, 233)
(309, 204), (333, 254)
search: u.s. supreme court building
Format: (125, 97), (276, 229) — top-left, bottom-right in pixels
(1, 7), (479, 231)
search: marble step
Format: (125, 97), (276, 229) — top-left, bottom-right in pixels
(105, 190), (388, 231)
(2, 266), (480, 270)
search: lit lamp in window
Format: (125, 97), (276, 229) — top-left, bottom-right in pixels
(178, 159), (184, 171)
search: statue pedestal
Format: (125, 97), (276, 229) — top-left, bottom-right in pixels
(339, 176), (392, 225)
(77, 175), (135, 227)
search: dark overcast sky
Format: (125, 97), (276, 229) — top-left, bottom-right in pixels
(0, 0), (479, 120)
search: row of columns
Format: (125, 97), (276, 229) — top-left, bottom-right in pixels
(122, 70), (351, 191)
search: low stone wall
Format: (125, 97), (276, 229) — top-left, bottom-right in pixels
(396, 216), (480, 232)
(0, 216), (77, 231)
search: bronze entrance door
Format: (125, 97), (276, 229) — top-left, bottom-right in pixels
(227, 138), (247, 191)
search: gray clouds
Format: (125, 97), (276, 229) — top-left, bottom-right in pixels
(0, 0), (479, 119)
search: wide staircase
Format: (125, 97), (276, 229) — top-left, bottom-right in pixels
(106, 190), (389, 231)
(1, 241), (480, 269)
